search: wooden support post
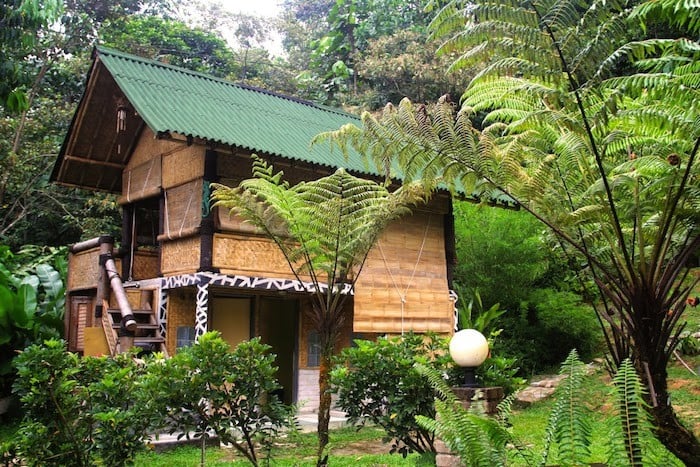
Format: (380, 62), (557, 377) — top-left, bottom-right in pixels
(94, 236), (114, 323)
(199, 149), (218, 272)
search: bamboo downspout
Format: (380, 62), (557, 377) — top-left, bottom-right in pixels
(70, 236), (137, 332)
(102, 256), (137, 332)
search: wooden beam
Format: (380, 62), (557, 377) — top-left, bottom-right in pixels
(63, 154), (126, 169)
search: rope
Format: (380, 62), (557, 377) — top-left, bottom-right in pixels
(164, 190), (171, 240)
(378, 215), (431, 335)
(129, 213), (136, 281)
(179, 186), (195, 237)
(141, 158), (154, 197)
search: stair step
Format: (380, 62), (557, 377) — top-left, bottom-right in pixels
(108, 308), (153, 316)
(112, 323), (159, 330)
(134, 337), (165, 343)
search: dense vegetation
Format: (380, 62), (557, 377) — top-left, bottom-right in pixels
(2, 0), (698, 464)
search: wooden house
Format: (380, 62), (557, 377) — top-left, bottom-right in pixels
(52, 47), (459, 409)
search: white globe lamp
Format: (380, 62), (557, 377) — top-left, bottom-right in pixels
(449, 329), (489, 387)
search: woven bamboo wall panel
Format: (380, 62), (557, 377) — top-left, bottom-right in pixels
(128, 127), (181, 168)
(163, 179), (202, 239)
(421, 194), (450, 215)
(217, 151), (319, 186)
(217, 207), (260, 234)
(212, 233), (299, 280)
(161, 237), (201, 274)
(67, 249), (100, 291)
(352, 315), (452, 333)
(217, 151), (249, 180)
(120, 155), (162, 204)
(166, 288), (196, 355)
(131, 251), (159, 280)
(162, 145), (204, 188)
(353, 212), (453, 333)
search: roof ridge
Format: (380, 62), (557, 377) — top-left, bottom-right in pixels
(94, 45), (360, 121)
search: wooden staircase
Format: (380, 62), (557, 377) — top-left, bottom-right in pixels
(104, 290), (166, 355)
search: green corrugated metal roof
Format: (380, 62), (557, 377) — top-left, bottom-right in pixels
(96, 46), (372, 175)
(93, 46), (516, 207)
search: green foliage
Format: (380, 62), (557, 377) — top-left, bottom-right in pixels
(142, 332), (292, 467)
(320, 0), (700, 458)
(416, 350), (665, 466)
(101, 15), (239, 78)
(538, 350), (592, 466)
(11, 340), (152, 466)
(0, 0), (63, 111)
(476, 355), (526, 397)
(330, 332), (452, 456)
(498, 289), (602, 373)
(454, 287), (505, 336)
(0, 246), (66, 398)
(414, 362), (521, 467)
(453, 201), (550, 311)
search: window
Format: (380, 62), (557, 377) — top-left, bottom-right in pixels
(176, 326), (196, 348)
(307, 331), (321, 367)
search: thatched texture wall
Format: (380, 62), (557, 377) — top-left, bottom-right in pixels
(67, 248), (101, 291)
(353, 204), (454, 334)
(161, 236), (201, 275)
(118, 128), (191, 204)
(212, 233), (298, 280)
(130, 250), (159, 280)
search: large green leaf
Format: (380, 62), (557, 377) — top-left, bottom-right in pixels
(0, 285), (12, 329)
(35, 264), (63, 300)
(11, 283), (37, 329)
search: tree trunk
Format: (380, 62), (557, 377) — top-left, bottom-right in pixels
(316, 350), (332, 466)
(644, 359), (700, 466)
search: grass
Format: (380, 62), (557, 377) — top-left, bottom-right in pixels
(135, 427), (433, 466)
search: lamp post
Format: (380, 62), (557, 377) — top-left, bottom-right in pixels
(449, 329), (489, 388)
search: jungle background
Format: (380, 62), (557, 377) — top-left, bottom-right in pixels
(1, 0), (697, 392)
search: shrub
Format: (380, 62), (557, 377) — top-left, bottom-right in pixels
(499, 289), (602, 373)
(11, 340), (152, 466)
(0, 247), (66, 401)
(330, 332), (452, 456)
(142, 332), (292, 467)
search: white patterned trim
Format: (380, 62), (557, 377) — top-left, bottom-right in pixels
(449, 289), (459, 332)
(195, 280), (210, 339)
(160, 272), (354, 295)
(158, 289), (168, 339)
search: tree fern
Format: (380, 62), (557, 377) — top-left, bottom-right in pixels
(212, 155), (427, 462)
(319, 0), (700, 460)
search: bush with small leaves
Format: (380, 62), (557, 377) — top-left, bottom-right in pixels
(142, 332), (292, 467)
(330, 332), (452, 456)
(11, 339), (152, 467)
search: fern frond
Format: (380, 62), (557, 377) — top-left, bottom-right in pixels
(604, 358), (656, 466)
(538, 350), (592, 466)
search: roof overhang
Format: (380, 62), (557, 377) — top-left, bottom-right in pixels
(51, 51), (143, 193)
